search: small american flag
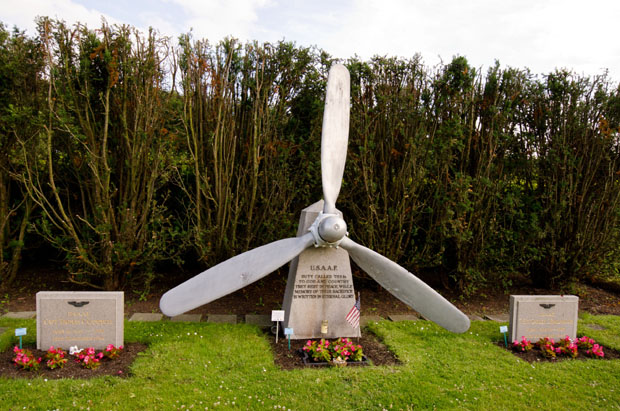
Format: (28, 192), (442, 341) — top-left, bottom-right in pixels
(345, 294), (361, 328)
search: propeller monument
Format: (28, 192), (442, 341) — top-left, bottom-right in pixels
(160, 64), (470, 334)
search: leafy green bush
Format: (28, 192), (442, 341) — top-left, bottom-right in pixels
(2, 17), (619, 294)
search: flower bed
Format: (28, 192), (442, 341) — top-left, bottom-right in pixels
(298, 349), (368, 367)
(269, 331), (399, 370)
(299, 337), (368, 367)
(1, 343), (147, 379)
(506, 335), (620, 362)
(13, 344), (123, 371)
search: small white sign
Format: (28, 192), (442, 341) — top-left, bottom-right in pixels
(15, 328), (27, 337)
(284, 328), (294, 335)
(271, 310), (285, 322)
(499, 325), (508, 333)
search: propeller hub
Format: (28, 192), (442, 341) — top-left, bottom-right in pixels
(318, 215), (347, 244)
(308, 212), (348, 247)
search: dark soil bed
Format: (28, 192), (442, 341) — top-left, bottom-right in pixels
(268, 330), (400, 370)
(0, 343), (147, 379)
(2, 333), (398, 377)
(496, 341), (620, 363)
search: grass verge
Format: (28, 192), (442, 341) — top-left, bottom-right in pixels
(0, 316), (619, 409)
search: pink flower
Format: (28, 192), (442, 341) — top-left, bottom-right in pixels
(591, 344), (604, 357)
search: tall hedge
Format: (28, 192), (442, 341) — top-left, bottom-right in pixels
(1, 19), (619, 293)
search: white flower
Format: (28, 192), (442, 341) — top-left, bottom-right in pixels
(69, 346), (83, 355)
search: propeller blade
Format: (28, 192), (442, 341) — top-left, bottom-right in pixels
(160, 232), (315, 317)
(340, 237), (470, 333)
(321, 64), (350, 214)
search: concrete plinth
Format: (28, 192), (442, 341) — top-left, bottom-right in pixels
(282, 201), (360, 339)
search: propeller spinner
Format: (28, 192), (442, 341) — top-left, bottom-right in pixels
(159, 64), (470, 334)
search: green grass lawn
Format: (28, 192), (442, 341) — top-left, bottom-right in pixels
(1, 315), (619, 410)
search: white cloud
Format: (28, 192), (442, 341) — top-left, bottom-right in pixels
(169, 0), (274, 42)
(135, 11), (180, 39)
(311, 0), (619, 77)
(1, 0), (119, 33)
(1, 0), (618, 78)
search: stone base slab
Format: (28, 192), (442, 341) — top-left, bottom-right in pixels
(207, 314), (237, 324)
(484, 313), (509, 322)
(2, 311), (36, 319)
(245, 314), (272, 328)
(170, 314), (202, 322)
(129, 313), (163, 322)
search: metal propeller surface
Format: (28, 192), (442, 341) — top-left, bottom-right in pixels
(340, 237), (470, 333)
(320, 64), (350, 215)
(160, 233), (314, 317)
(159, 63), (470, 334)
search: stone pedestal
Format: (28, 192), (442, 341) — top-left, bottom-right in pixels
(282, 200), (360, 339)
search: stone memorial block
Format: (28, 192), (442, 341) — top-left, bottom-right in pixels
(509, 295), (578, 342)
(282, 200), (360, 339)
(36, 291), (124, 350)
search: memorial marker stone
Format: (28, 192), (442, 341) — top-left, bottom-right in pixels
(282, 200), (360, 339)
(509, 295), (578, 342)
(36, 291), (124, 350)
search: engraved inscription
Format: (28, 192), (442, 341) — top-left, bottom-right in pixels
(292, 265), (354, 300)
(44, 310), (114, 345)
(516, 310), (574, 338)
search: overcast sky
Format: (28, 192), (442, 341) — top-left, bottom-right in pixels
(1, 0), (619, 80)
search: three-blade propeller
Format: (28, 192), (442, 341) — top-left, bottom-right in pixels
(159, 64), (470, 334)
